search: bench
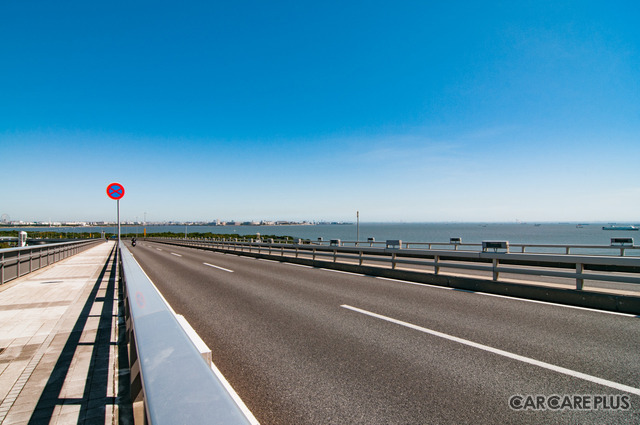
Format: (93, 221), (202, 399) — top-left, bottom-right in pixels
(385, 240), (402, 249)
(482, 241), (509, 252)
(611, 238), (634, 246)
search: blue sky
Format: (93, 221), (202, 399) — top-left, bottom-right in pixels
(2, 1), (639, 223)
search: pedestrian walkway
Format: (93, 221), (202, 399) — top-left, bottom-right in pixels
(0, 241), (132, 424)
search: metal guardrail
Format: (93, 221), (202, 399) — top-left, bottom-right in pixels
(118, 242), (256, 425)
(152, 236), (640, 256)
(0, 239), (101, 285)
(151, 238), (640, 291)
(327, 239), (640, 256)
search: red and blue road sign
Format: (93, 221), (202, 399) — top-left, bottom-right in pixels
(106, 183), (125, 200)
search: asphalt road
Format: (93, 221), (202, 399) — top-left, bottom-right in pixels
(129, 240), (640, 424)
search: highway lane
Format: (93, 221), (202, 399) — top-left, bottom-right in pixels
(128, 240), (640, 424)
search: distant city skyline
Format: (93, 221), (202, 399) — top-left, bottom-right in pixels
(2, 1), (639, 223)
(2, 217), (638, 227)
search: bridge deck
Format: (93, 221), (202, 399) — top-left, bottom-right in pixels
(0, 241), (131, 424)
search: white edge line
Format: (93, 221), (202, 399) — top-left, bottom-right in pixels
(374, 277), (638, 318)
(209, 361), (261, 425)
(477, 292), (639, 317)
(203, 262), (234, 273)
(341, 304), (640, 396)
(375, 276), (455, 290)
(320, 268), (364, 276)
(285, 263), (313, 268)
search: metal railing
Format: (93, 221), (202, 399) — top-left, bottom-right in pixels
(0, 239), (101, 285)
(150, 238), (640, 292)
(118, 242), (257, 425)
(154, 236), (640, 256)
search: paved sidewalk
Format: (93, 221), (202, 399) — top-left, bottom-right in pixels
(0, 241), (131, 424)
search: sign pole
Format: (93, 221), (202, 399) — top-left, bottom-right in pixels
(118, 199), (121, 244)
(107, 183), (125, 245)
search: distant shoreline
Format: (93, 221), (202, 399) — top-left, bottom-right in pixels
(1, 221), (638, 229)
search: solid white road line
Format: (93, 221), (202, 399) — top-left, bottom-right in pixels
(476, 292), (639, 318)
(285, 263), (313, 268)
(341, 304), (640, 396)
(209, 361), (260, 425)
(171, 253), (182, 257)
(320, 269), (364, 276)
(375, 276), (455, 290)
(203, 263), (234, 273)
(374, 277), (637, 318)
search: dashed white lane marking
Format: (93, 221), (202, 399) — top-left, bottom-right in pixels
(203, 263), (234, 273)
(341, 304), (640, 396)
(171, 253), (182, 257)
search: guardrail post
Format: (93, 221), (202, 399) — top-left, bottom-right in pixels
(566, 247), (570, 255)
(434, 255), (440, 274)
(1, 252), (4, 284)
(312, 248), (316, 261)
(333, 249), (337, 262)
(392, 253), (397, 270)
(29, 248), (33, 273)
(17, 250), (21, 278)
(576, 263), (584, 290)
(492, 258), (499, 281)
(359, 250), (363, 266)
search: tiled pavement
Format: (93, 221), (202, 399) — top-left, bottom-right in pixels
(0, 241), (132, 424)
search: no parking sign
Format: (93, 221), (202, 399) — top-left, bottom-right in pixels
(106, 183), (125, 242)
(107, 183), (125, 200)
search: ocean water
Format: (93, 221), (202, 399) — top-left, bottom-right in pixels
(6, 222), (639, 247)
(144, 222), (640, 256)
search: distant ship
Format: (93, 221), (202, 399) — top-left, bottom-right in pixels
(602, 225), (639, 231)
